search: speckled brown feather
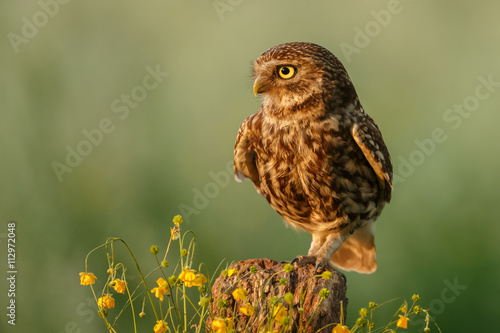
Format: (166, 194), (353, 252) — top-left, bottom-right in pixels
(234, 42), (392, 273)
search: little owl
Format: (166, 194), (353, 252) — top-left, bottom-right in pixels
(234, 42), (392, 273)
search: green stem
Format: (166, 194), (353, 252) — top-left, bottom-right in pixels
(183, 285), (187, 332)
(125, 282), (138, 333)
(115, 238), (160, 321)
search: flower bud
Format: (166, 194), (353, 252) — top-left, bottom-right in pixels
(218, 299), (228, 308)
(172, 215), (183, 225)
(150, 245), (159, 255)
(98, 309), (108, 318)
(283, 263), (293, 272)
(168, 275), (177, 285)
(319, 288), (330, 298)
(284, 292), (294, 304)
(199, 297), (209, 307)
(356, 318), (366, 327)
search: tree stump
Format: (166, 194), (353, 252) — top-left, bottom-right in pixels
(208, 258), (348, 333)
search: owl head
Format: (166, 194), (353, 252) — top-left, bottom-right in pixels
(252, 42), (357, 116)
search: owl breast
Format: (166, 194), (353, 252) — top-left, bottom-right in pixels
(251, 112), (384, 234)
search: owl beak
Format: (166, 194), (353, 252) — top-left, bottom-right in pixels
(253, 77), (267, 96)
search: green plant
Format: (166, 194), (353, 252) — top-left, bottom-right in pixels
(79, 215), (441, 333)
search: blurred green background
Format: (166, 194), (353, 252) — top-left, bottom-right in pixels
(1, 0), (499, 332)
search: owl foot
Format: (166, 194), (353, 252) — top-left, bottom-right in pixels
(291, 255), (330, 273)
(291, 255), (315, 266)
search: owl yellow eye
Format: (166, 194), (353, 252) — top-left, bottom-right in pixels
(278, 66), (295, 79)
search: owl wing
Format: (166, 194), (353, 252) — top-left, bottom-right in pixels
(234, 115), (260, 185)
(351, 120), (393, 202)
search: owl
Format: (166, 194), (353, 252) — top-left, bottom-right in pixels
(233, 42), (393, 273)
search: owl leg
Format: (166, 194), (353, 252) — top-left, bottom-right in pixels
(290, 234), (325, 267)
(312, 232), (351, 272)
(308, 234), (324, 255)
(292, 233), (350, 272)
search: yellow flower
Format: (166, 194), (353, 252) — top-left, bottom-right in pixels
(151, 278), (168, 301)
(170, 227), (179, 240)
(227, 268), (238, 277)
(172, 215), (183, 225)
(211, 318), (227, 333)
(273, 304), (288, 325)
(111, 279), (126, 294)
(192, 273), (208, 287)
(178, 268), (198, 287)
(240, 302), (254, 316)
(98, 294), (115, 309)
(79, 272), (97, 285)
(332, 324), (350, 333)
(154, 320), (169, 333)
(232, 288), (248, 301)
(396, 315), (410, 329)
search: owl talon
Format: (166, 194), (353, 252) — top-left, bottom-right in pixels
(314, 262), (325, 274)
(315, 258), (337, 274)
(291, 256), (330, 273)
(291, 255), (316, 267)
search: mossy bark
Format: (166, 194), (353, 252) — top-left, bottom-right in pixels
(208, 258), (348, 333)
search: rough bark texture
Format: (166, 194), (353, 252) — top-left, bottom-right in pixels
(208, 258), (348, 333)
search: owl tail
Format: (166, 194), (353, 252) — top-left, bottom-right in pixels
(331, 222), (377, 274)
